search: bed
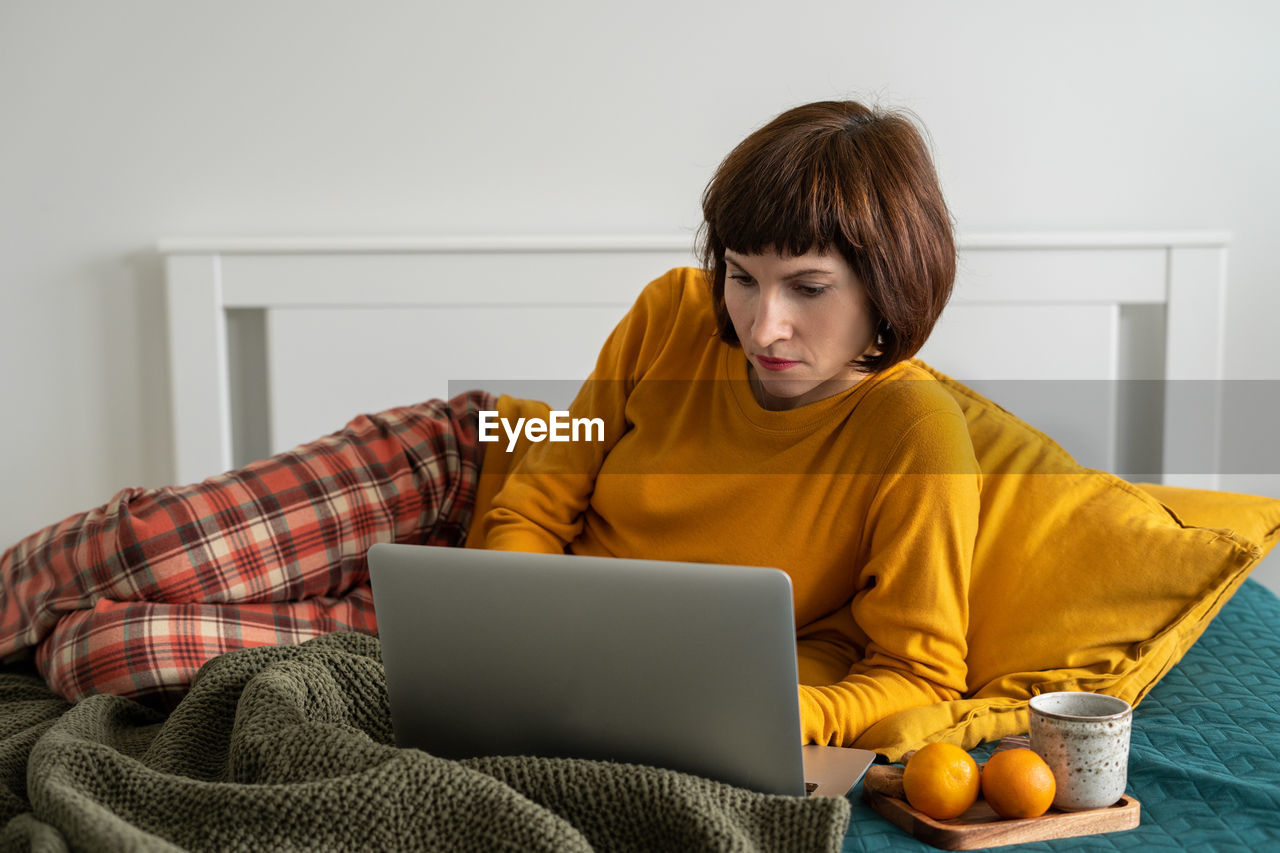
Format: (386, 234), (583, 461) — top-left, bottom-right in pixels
(4, 232), (1279, 851)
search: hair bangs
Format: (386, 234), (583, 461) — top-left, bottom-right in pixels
(709, 141), (863, 262)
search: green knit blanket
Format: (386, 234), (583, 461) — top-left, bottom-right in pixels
(0, 633), (850, 851)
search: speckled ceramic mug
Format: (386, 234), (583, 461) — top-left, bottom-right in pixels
(1029, 691), (1132, 811)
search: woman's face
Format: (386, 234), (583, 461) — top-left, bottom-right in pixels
(723, 247), (878, 411)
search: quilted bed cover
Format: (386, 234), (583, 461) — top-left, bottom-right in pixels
(841, 578), (1280, 851)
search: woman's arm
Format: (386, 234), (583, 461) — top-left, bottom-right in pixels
(797, 410), (981, 745)
(478, 271), (682, 553)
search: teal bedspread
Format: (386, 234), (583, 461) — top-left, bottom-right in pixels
(841, 578), (1280, 851)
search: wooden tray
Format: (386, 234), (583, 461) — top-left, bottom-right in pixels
(862, 745), (1141, 850)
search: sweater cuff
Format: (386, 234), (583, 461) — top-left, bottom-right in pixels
(798, 684), (832, 745)
(483, 525), (566, 555)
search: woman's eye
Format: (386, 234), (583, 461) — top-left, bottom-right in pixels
(728, 273), (756, 287)
(796, 284), (826, 297)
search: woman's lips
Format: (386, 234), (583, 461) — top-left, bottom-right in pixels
(755, 355), (800, 372)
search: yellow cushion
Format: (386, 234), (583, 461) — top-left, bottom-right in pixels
(855, 362), (1280, 760)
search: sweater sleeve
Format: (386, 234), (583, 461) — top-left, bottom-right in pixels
(797, 409), (981, 746)
(478, 271), (682, 553)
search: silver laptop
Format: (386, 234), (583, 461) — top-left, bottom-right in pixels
(367, 543), (874, 797)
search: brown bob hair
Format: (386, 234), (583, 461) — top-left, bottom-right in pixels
(698, 100), (956, 374)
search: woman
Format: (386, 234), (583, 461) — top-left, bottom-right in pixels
(0, 100), (979, 748)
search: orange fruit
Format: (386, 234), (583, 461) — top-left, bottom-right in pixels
(901, 742), (981, 820)
(980, 748), (1057, 819)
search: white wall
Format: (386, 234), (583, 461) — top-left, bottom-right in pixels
(3, 0), (1279, 587)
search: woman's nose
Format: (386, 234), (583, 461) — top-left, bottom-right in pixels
(751, 290), (791, 346)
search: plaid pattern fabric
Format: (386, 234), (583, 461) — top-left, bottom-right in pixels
(1, 391), (496, 706)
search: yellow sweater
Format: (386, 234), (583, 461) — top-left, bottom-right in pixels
(473, 267), (981, 746)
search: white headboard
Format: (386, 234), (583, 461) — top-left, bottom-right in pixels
(159, 232), (1229, 490)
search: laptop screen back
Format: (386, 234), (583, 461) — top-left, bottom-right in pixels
(368, 543), (808, 796)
